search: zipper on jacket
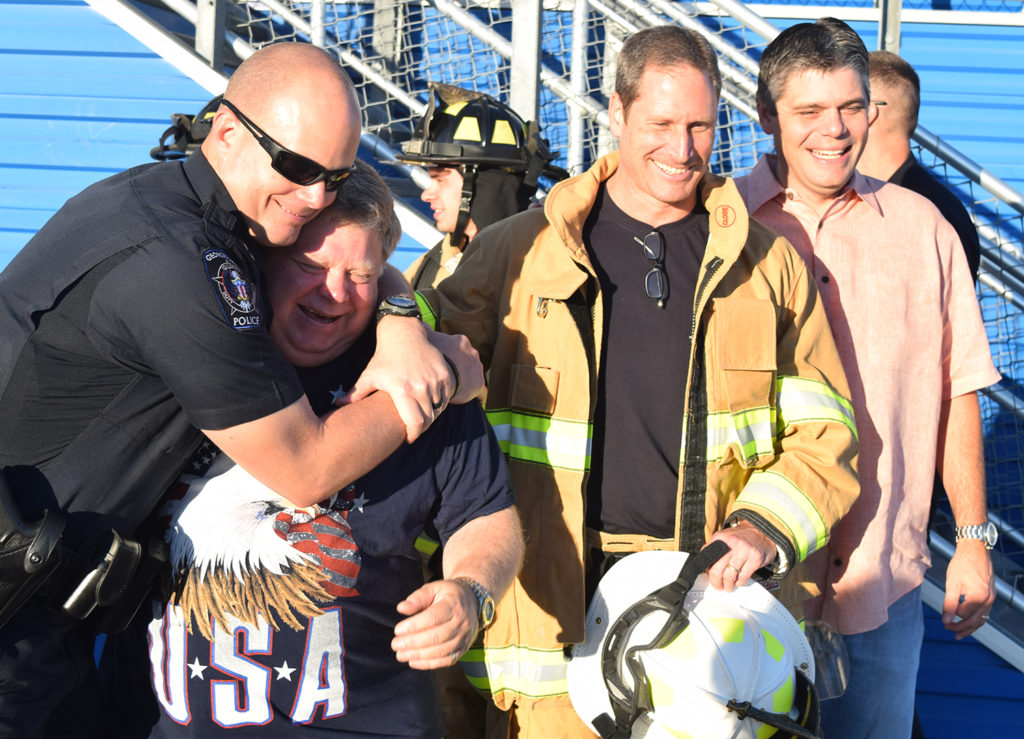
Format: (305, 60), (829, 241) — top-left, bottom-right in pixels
(689, 256), (723, 342)
(677, 255), (723, 552)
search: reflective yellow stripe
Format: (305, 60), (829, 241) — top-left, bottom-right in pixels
(485, 409), (592, 472)
(452, 116), (482, 142)
(492, 119), (516, 145)
(705, 375), (856, 464)
(460, 645), (568, 699)
(776, 375), (857, 440)
(739, 470), (828, 560)
(707, 405), (776, 464)
(413, 292), (438, 331)
(414, 532), (439, 558)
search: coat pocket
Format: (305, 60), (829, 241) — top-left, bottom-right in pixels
(713, 298), (778, 468)
(509, 364), (560, 415)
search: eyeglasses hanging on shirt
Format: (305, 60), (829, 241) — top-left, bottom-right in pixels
(635, 231), (668, 309)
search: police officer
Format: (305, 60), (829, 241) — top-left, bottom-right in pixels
(397, 82), (567, 290)
(0, 42), (481, 737)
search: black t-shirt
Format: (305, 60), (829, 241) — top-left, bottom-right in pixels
(142, 333), (514, 737)
(0, 154), (303, 544)
(583, 184), (709, 538)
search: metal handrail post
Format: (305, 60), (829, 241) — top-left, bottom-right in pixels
(568, 0), (590, 176)
(310, 0), (325, 48)
(194, 0), (225, 71)
(510, 0), (542, 125)
(432, 0), (609, 128)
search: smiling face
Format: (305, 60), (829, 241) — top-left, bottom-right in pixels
(264, 214), (382, 367)
(759, 66), (871, 211)
(606, 64), (718, 226)
(219, 96), (361, 248)
(207, 44), (362, 249)
(421, 166), (464, 235)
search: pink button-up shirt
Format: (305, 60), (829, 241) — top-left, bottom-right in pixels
(736, 155), (1000, 634)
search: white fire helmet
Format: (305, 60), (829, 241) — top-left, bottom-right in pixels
(568, 546), (820, 739)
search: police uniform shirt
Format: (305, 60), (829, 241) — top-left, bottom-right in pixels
(0, 153), (304, 545)
(145, 330), (515, 737)
(582, 183), (710, 539)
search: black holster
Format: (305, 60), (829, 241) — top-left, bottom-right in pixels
(0, 468), (67, 630)
(0, 468), (168, 634)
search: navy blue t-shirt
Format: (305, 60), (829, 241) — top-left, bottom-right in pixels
(143, 332), (514, 737)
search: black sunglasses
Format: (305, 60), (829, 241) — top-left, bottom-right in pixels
(634, 231), (668, 309)
(220, 99), (355, 191)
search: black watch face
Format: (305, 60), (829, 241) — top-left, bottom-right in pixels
(481, 598), (495, 627)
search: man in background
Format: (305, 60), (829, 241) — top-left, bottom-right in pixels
(397, 83), (567, 290)
(736, 18), (1000, 738)
(858, 49), (980, 280)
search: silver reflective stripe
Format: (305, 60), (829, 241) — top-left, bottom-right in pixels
(739, 470), (828, 559)
(777, 375), (857, 438)
(459, 645), (569, 698)
(706, 406), (776, 463)
(486, 409), (592, 472)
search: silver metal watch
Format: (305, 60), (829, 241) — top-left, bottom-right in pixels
(954, 521), (998, 549)
(454, 576), (495, 630)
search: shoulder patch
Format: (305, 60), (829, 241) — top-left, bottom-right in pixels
(202, 249), (262, 330)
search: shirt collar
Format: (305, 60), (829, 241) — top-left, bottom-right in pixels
(745, 153), (884, 217)
(182, 150), (246, 234)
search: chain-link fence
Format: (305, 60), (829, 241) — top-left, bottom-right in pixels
(218, 0), (1024, 602)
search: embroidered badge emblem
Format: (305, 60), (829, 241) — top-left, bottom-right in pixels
(203, 249), (262, 330)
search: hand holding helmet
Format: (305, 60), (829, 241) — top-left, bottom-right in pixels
(568, 545), (821, 739)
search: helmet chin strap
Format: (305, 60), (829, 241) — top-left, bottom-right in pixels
(451, 164), (478, 249)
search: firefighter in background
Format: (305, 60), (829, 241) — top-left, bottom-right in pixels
(396, 86), (567, 736)
(397, 82), (568, 290)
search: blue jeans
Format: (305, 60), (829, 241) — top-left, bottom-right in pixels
(819, 586), (924, 739)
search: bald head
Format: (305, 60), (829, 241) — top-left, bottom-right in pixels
(204, 43), (363, 247)
(225, 43), (356, 115)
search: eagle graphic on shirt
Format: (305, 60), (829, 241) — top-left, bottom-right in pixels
(163, 452), (361, 641)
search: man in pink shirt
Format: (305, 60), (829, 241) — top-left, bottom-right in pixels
(734, 17), (1000, 739)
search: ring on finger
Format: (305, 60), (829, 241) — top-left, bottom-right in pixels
(981, 613), (990, 621)
(726, 564), (741, 574)
(431, 399), (444, 411)
(449, 651), (460, 664)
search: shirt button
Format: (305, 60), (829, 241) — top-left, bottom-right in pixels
(821, 275), (830, 284)
(834, 558), (842, 567)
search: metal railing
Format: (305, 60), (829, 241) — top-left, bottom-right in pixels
(149, 0), (1024, 653)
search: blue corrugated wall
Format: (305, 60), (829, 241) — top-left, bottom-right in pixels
(1, 2), (1022, 737)
(0, 0), (212, 267)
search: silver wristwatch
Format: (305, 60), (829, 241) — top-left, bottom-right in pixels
(454, 576), (495, 630)
(954, 521), (998, 549)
